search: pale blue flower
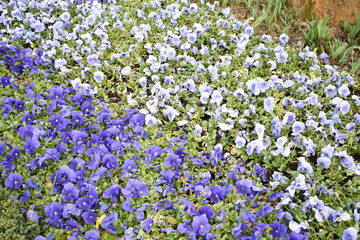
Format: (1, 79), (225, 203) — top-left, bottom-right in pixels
(94, 71), (104, 83)
(264, 97), (275, 112)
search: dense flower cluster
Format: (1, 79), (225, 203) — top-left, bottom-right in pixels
(0, 0), (359, 239)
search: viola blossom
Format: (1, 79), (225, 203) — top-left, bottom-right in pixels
(192, 215), (211, 236)
(94, 71), (104, 83)
(236, 179), (252, 196)
(292, 121), (305, 135)
(101, 212), (118, 233)
(23, 137), (40, 154)
(163, 105), (179, 122)
(270, 220), (287, 239)
(5, 172), (23, 189)
(121, 179), (149, 199)
(342, 227), (358, 240)
(142, 217), (153, 233)
(264, 96), (275, 112)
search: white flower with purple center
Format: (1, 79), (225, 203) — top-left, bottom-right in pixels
(187, 32), (197, 44)
(264, 97), (275, 113)
(292, 121), (305, 135)
(163, 106), (179, 122)
(121, 66), (131, 76)
(93, 71), (104, 83)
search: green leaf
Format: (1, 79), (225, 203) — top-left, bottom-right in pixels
(253, 14), (267, 28)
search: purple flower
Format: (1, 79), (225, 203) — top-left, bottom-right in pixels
(164, 154), (180, 169)
(130, 114), (145, 127)
(63, 204), (77, 218)
(85, 231), (99, 240)
(62, 183), (80, 202)
(101, 212), (118, 233)
(10, 146), (21, 159)
(27, 210), (42, 222)
(256, 204), (274, 218)
(231, 216), (248, 237)
(236, 179), (252, 196)
(81, 102), (94, 115)
(270, 220), (287, 238)
(23, 137), (40, 154)
(142, 217), (153, 233)
(0, 142), (5, 156)
(210, 185), (225, 203)
(197, 206), (214, 220)
(342, 227), (358, 240)
(76, 197), (92, 211)
(5, 172), (23, 189)
(82, 210), (97, 224)
(14, 100), (25, 111)
(146, 145), (162, 162)
(121, 179), (149, 199)
(18, 125), (34, 140)
(192, 215), (211, 236)
(45, 202), (63, 222)
(103, 184), (119, 203)
(122, 158), (137, 173)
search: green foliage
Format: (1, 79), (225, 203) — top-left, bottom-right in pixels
(340, 13), (360, 45)
(0, 184), (41, 239)
(301, 15), (333, 52)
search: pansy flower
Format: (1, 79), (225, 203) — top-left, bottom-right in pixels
(5, 172), (23, 189)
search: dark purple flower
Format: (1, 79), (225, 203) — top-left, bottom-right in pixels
(20, 190), (30, 202)
(290, 231), (308, 240)
(146, 145), (162, 161)
(63, 204), (77, 218)
(85, 230), (99, 240)
(232, 216), (248, 237)
(197, 206), (214, 220)
(23, 137), (40, 154)
(164, 154), (180, 169)
(62, 183), (80, 202)
(5, 172), (23, 189)
(0, 142), (5, 156)
(122, 200), (135, 213)
(22, 111), (35, 124)
(192, 215), (211, 236)
(81, 102), (94, 115)
(270, 220), (287, 239)
(72, 111), (84, 126)
(82, 210), (97, 224)
(256, 204), (274, 219)
(14, 100), (25, 111)
(87, 186), (99, 206)
(76, 197), (92, 211)
(102, 154), (118, 170)
(122, 158), (137, 173)
(210, 185), (225, 203)
(10, 145), (21, 159)
(45, 202), (63, 222)
(103, 184), (119, 203)
(49, 86), (65, 101)
(18, 125), (34, 140)
(121, 179), (149, 199)
(101, 212), (118, 233)
(142, 217), (153, 233)
(49, 114), (64, 129)
(236, 179), (252, 196)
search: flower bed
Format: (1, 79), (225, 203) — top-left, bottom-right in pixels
(0, 0), (359, 239)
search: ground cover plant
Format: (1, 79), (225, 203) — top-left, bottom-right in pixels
(0, 0), (360, 239)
